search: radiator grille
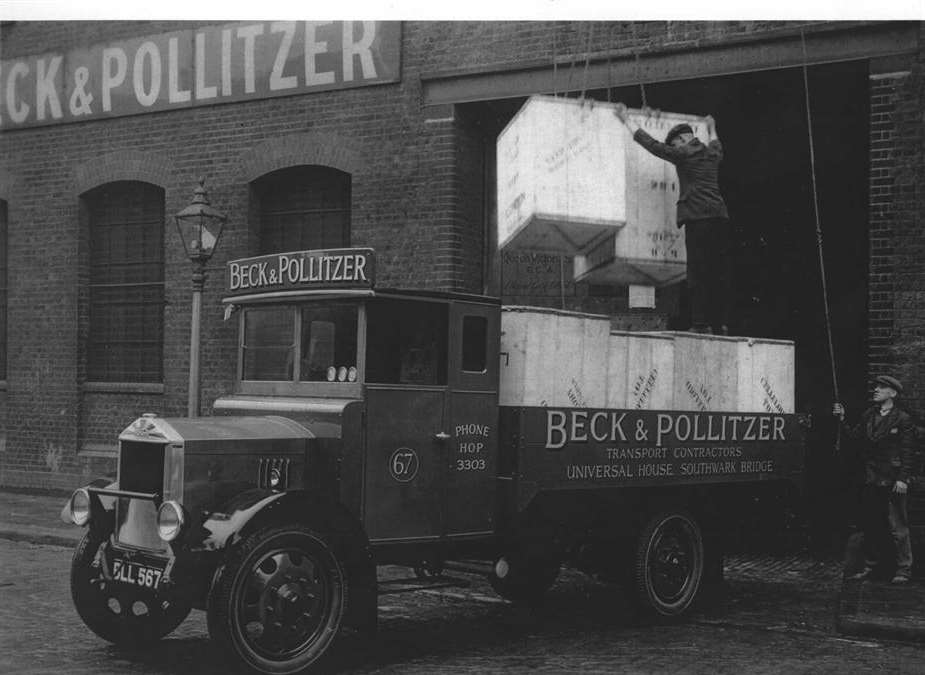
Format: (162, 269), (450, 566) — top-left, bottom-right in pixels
(116, 440), (167, 551)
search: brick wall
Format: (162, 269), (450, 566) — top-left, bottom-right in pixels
(0, 20), (918, 489)
(868, 49), (924, 418)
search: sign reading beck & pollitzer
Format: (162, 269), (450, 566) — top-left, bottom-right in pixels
(515, 407), (804, 486)
(1, 21), (401, 129)
(226, 248), (375, 296)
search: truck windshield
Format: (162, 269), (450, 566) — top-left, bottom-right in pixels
(241, 302), (358, 382)
(300, 303), (358, 382)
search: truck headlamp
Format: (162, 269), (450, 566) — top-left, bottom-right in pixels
(156, 500), (186, 542)
(69, 488), (91, 526)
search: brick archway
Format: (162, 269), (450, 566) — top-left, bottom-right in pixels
(72, 151), (174, 194)
(237, 132), (361, 181)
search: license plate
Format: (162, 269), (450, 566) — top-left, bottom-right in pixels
(111, 557), (164, 589)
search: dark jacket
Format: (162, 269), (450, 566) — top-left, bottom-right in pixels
(632, 129), (729, 225)
(843, 405), (916, 486)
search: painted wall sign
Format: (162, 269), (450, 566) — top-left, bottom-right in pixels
(514, 407), (804, 488)
(226, 247), (376, 296)
(1, 20), (401, 129)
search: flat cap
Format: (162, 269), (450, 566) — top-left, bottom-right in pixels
(665, 123), (694, 146)
(874, 374), (903, 394)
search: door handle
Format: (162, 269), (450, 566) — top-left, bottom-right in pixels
(434, 432), (451, 441)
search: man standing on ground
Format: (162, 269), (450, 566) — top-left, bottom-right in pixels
(833, 375), (915, 583)
(613, 104), (732, 335)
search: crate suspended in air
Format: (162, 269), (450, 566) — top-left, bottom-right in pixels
(496, 95), (705, 288)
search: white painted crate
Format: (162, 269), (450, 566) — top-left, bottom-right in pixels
(669, 332), (742, 412)
(736, 337), (796, 414)
(606, 331), (676, 410)
(500, 306), (611, 408)
(497, 95), (704, 287)
(500, 308), (796, 413)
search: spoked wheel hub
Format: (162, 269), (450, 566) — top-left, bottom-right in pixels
(633, 510), (704, 619)
(649, 526), (695, 604)
(208, 525), (348, 674)
(241, 549), (331, 658)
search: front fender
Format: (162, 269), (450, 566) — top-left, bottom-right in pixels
(197, 488), (283, 552)
(198, 488), (377, 634)
(197, 488), (368, 554)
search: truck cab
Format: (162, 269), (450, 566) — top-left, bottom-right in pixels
(215, 247), (502, 558)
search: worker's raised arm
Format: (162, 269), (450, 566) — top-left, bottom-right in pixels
(612, 103), (689, 163)
(705, 114), (724, 158)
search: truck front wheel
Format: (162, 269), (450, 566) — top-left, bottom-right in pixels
(70, 532), (191, 646)
(633, 510), (704, 619)
(207, 524), (348, 674)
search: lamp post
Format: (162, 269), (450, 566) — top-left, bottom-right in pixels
(175, 177), (226, 417)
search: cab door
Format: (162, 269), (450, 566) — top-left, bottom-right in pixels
(444, 301), (500, 537)
(363, 298), (449, 542)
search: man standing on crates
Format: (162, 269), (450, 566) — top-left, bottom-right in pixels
(614, 104), (731, 335)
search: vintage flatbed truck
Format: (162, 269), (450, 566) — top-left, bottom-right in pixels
(62, 247), (806, 674)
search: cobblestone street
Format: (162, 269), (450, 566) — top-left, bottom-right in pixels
(2, 538), (924, 674)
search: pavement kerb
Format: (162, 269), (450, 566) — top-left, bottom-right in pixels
(0, 529), (79, 548)
(1, 488), (83, 548)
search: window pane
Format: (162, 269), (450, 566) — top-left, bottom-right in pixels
(366, 299), (447, 385)
(87, 181), (164, 382)
(462, 316), (488, 373)
(243, 307), (295, 381)
(257, 166), (351, 254)
(300, 302), (358, 382)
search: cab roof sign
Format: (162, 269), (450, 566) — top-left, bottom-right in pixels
(226, 247), (375, 297)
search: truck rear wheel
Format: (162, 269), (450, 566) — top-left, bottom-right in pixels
(71, 532), (191, 646)
(207, 524), (348, 674)
(633, 510), (704, 619)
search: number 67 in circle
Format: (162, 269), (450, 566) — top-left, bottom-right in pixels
(389, 447), (419, 482)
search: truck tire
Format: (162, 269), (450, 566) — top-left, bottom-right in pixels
(633, 510), (704, 620)
(489, 554), (560, 605)
(71, 532), (191, 646)
(207, 524), (348, 674)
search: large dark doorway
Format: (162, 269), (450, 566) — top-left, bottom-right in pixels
(466, 60), (870, 417)
(464, 60), (871, 551)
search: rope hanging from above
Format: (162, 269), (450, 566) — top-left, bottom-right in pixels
(635, 51), (648, 109)
(800, 29), (840, 405)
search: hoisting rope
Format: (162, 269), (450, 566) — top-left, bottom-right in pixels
(579, 22), (595, 101)
(635, 51), (649, 109)
(800, 31), (839, 400)
(552, 22), (559, 98)
(801, 29), (841, 449)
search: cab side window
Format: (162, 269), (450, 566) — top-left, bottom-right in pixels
(461, 315), (488, 373)
(366, 299), (448, 385)
(242, 307), (294, 381)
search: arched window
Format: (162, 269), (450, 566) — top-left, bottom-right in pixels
(85, 181), (164, 382)
(254, 166), (350, 253)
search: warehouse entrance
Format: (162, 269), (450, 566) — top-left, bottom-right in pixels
(467, 59), (870, 419)
(464, 60), (869, 550)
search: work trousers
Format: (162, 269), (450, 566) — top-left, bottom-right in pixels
(683, 217), (733, 333)
(846, 484), (913, 578)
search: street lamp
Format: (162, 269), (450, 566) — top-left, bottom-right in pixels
(175, 177), (226, 417)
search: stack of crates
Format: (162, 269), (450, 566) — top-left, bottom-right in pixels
(499, 307), (795, 414)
